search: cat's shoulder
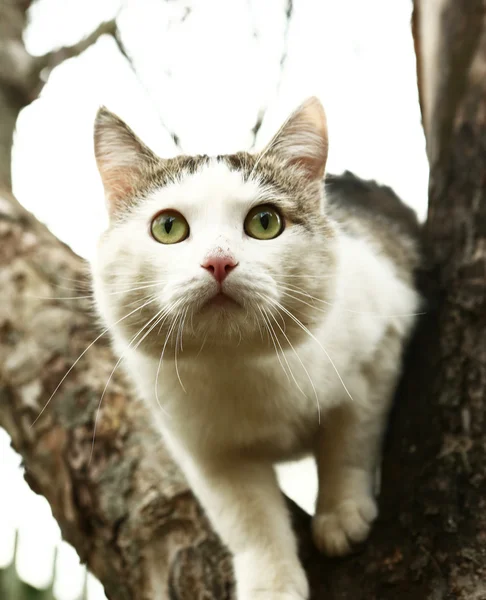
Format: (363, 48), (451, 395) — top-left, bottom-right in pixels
(324, 171), (423, 281)
(325, 171), (420, 240)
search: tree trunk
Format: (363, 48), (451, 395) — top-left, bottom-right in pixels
(0, 1), (485, 599)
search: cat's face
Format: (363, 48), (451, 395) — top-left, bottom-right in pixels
(91, 98), (338, 357)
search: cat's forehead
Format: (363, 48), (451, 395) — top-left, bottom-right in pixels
(143, 158), (265, 215)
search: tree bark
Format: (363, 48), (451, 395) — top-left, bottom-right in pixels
(0, 3), (234, 599)
(0, 1), (485, 599)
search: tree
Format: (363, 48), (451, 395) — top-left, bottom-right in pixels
(0, 1), (484, 598)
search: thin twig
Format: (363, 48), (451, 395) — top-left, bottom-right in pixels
(112, 15), (183, 151)
(28, 10), (182, 152)
(32, 20), (118, 91)
(247, 0), (259, 40)
(249, 0), (293, 149)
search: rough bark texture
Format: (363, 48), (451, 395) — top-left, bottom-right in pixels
(308, 1), (486, 597)
(0, 1), (485, 599)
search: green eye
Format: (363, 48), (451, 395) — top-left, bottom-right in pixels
(151, 210), (189, 244)
(244, 205), (283, 240)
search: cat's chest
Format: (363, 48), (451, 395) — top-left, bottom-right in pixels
(130, 351), (322, 458)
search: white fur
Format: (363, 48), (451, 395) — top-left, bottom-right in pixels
(92, 160), (420, 600)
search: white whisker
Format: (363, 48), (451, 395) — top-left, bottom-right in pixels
(272, 274), (337, 279)
(267, 306), (321, 423)
(174, 307), (189, 393)
(236, 322), (243, 346)
(261, 294), (355, 404)
(196, 329), (209, 357)
(279, 283), (425, 318)
(155, 302), (184, 409)
(28, 293), (95, 301)
(89, 305), (167, 462)
(31, 295), (159, 427)
(27, 280), (169, 301)
(258, 306), (290, 384)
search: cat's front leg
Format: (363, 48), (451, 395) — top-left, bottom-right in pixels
(172, 444), (309, 600)
(312, 401), (386, 557)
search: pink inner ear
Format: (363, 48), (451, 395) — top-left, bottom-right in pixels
(94, 108), (159, 216)
(289, 151), (327, 181)
(102, 165), (139, 214)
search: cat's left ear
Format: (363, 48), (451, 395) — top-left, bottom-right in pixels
(263, 97), (328, 181)
(94, 107), (158, 216)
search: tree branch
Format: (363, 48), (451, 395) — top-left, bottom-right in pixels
(28, 11), (183, 152)
(34, 20), (117, 73)
(29, 19), (119, 99)
(109, 24), (183, 151)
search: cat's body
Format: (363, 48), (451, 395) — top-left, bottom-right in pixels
(121, 187), (418, 461)
(92, 99), (422, 600)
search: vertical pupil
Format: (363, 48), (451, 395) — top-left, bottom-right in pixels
(260, 213), (270, 230)
(164, 217), (175, 234)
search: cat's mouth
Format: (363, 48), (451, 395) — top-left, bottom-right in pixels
(204, 291), (241, 309)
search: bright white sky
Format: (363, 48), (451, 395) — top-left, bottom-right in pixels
(1, 0), (428, 598)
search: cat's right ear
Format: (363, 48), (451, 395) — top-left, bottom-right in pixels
(262, 97), (328, 182)
(94, 107), (158, 216)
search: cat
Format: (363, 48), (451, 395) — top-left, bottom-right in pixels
(91, 97), (422, 600)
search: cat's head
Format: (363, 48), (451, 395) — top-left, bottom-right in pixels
(91, 98), (338, 357)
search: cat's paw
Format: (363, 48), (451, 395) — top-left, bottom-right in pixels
(240, 576), (309, 600)
(237, 559), (309, 600)
(312, 495), (377, 557)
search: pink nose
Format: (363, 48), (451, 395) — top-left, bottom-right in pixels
(202, 255), (238, 284)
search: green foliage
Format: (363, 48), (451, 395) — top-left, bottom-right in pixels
(0, 533), (88, 600)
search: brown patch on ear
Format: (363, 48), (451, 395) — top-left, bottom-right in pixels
(94, 107), (159, 216)
(262, 96), (328, 181)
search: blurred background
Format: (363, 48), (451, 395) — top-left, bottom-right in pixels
(1, 0), (428, 598)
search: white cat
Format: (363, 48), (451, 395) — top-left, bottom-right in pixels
(91, 97), (421, 600)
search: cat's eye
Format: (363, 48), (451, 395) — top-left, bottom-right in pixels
(151, 210), (189, 244)
(244, 205), (283, 240)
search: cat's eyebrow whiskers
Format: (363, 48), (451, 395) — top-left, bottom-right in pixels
(31, 295), (160, 427)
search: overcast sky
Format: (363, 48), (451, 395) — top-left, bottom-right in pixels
(1, 1), (427, 598)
